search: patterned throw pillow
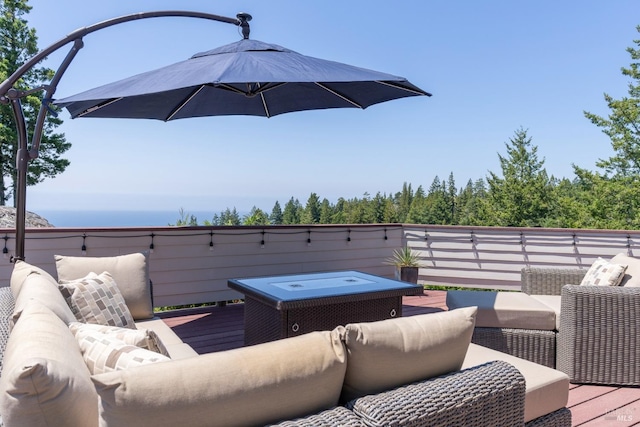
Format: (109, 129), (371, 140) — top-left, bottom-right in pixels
(58, 271), (136, 329)
(74, 329), (170, 375)
(580, 258), (628, 286)
(69, 322), (170, 357)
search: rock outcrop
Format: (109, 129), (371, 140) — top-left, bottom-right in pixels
(0, 206), (54, 228)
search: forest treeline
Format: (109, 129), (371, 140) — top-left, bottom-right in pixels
(175, 25), (640, 231)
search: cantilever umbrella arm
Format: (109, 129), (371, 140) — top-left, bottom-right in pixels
(0, 10), (252, 261)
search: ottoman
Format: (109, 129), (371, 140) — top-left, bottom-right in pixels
(447, 290), (558, 368)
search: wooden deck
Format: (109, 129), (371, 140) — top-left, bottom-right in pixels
(157, 291), (640, 426)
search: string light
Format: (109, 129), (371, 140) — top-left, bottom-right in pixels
(384, 228), (388, 241)
(2, 235), (8, 259)
(260, 230), (265, 249)
(209, 231), (214, 251)
(307, 230), (311, 247)
(347, 229), (351, 244)
(81, 234), (87, 255)
(149, 233), (155, 253)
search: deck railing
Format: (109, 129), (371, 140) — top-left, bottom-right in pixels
(0, 223), (636, 306)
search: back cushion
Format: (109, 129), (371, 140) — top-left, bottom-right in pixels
(341, 306), (477, 402)
(10, 260), (56, 298)
(12, 271), (76, 327)
(92, 330), (346, 427)
(611, 253), (640, 287)
(55, 252), (153, 319)
(0, 301), (98, 427)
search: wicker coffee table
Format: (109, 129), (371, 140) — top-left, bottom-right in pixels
(228, 270), (424, 345)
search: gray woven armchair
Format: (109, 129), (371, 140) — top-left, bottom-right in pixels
(521, 266), (640, 386)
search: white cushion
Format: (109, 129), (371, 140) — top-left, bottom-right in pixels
(580, 257), (627, 286)
(447, 290), (556, 330)
(530, 295), (561, 330)
(611, 253), (640, 287)
(340, 306), (477, 402)
(55, 252), (153, 319)
(69, 322), (169, 356)
(463, 343), (569, 423)
(74, 329), (170, 375)
(0, 301), (98, 427)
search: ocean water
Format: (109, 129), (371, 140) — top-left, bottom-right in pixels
(36, 210), (223, 227)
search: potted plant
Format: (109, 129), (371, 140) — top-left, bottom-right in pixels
(386, 246), (422, 284)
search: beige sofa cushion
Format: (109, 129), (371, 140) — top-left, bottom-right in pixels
(463, 343), (569, 423)
(530, 295), (561, 330)
(611, 253), (640, 287)
(12, 270), (76, 327)
(340, 306), (477, 402)
(92, 329), (346, 427)
(10, 260), (55, 298)
(447, 290), (556, 330)
(0, 301), (98, 427)
(134, 318), (199, 359)
(55, 252), (153, 319)
(580, 257), (627, 286)
(58, 271), (136, 329)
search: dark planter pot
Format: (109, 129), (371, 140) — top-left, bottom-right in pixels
(396, 266), (419, 284)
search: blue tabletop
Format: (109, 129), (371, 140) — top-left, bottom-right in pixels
(228, 270), (422, 303)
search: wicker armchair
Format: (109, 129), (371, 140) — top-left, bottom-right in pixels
(521, 266), (640, 386)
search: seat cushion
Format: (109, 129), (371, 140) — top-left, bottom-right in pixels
(340, 306), (477, 402)
(0, 301), (98, 427)
(529, 295), (561, 330)
(611, 253), (640, 287)
(463, 343), (569, 423)
(447, 290), (556, 330)
(92, 329), (346, 427)
(55, 252), (153, 319)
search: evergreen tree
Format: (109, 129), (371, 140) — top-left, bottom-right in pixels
(396, 182), (413, 222)
(485, 128), (553, 227)
(282, 197), (301, 224)
(219, 207), (241, 226)
(0, 0), (71, 205)
(269, 201), (283, 225)
(319, 198), (333, 224)
(300, 192), (321, 224)
(243, 206), (269, 225)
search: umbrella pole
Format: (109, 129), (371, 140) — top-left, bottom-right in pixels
(10, 96), (28, 261)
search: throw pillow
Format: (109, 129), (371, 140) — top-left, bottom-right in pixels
(55, 252), (153, 320)
(580, 257), (627, 286)
(69, 322), (170, 357)
(58, 271), (136, 329)
(611, 253), (640, 287)
(74, 329), (170, 375)
(340, 306), (477, 402)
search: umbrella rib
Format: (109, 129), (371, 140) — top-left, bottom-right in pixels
(166, 86), (206, 121)
(376, 80), (432, 96)
(314, 83), (363, 108)
(259, 92), (271, 118)
(78, 97), (124, 117)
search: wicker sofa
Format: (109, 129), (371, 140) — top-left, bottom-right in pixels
(0, 255), (571, 427)
(522, 252), (640, 386)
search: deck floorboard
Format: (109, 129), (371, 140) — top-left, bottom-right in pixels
(156, 290), (640, 426)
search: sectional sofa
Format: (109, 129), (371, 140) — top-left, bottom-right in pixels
(0, 254), (571, 426)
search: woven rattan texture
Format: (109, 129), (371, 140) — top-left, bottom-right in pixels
(244, 295), (402, 345)
(0, 287), (15, 375)
(472, 327), (556, 368)
(268, 406), (365, 426)
(347, 360), (526, 427)
(558, 284), (640, 385)
(521, 267), (587, 295)
(524, 407), (572, 427)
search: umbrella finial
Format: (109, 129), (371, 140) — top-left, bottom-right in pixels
(237, 13), (252, 39)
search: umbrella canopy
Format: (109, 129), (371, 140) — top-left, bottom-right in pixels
(55, 39), (430, 120)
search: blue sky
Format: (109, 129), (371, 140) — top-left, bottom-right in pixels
(20, 1), (640, 214)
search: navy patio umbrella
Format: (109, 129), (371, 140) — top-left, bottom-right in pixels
(55, 38), (431, 120)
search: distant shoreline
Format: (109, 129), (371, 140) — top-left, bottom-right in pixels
(35, 210), (235, 227)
